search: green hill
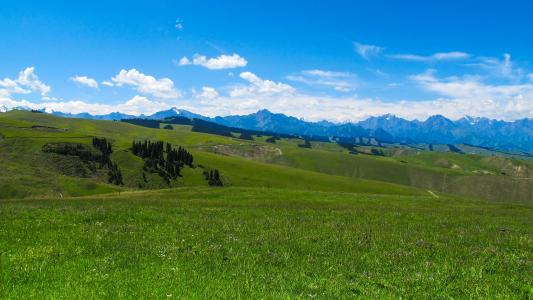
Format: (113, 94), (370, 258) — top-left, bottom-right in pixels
(0, 110), (531, 203)
(0, 111), (422, 199)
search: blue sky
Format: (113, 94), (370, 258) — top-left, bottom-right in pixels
(1, 0), (532, 121)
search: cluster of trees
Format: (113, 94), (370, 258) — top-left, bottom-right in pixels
(92, 137), (113, 165)
(92, 137), (123, 185)
(204, 169), (223, 186)
(43, 138), (123, 186)
(43, 143), (97, 161)
(132, 140), (194, 184)
(132, 140), (165, 161)
(108, 162), (123, 185)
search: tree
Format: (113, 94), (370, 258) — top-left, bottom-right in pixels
(207, 169), (223, 186)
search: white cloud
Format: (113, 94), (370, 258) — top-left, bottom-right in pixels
(197, 86), (219, 100)
(179, 54), (247, 70)
(287, 70), (358, 92)
(0, 78), (31, 95)
(42, 96), (60, 101)
(71, 76), (98, 88)
(388, 83), (402, 88)
(230, 72), (295, 97)
(175, 19), (183, 30)
(354, 42), (383, 60)
(178, 57), (191, 66)
(2, 68), (532, 123)
(411, 70), (533, 120)
(472, 53), (523, 80)
(111, 69), (180, 99)
(101, 81), (114, 87)
(0, 67), (51, 98)
(0, 95), (174, 116)
(16, 67), (51, 95)
(390, 51), (470, 62)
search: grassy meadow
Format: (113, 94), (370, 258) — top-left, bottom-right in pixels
(1, 110), (532, 298)
(1, 187), (532, 298)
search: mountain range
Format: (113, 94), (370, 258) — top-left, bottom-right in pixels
(2, 106), (531, 154)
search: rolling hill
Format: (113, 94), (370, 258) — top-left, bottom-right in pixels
(0, 110), (531, 203)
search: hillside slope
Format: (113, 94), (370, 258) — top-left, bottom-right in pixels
(0, 111), (422, 199)
(1, 110), (531, 203)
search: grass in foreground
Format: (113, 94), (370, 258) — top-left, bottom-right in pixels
(1, 187), (532, 298)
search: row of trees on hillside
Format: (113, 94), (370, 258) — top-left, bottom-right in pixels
(92, 137), (113, 166)
(131, 140), (194, 183)
(92, 137), (123, 185)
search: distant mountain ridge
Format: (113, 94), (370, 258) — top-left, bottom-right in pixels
(2, 106), (531, 154)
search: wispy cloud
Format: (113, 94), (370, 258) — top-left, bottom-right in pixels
(175, 19), (183, 30)
(178, 54), (247, 70)
(111, 69), (180, 99)
(287, 70), (358, 92)
(389, 51), (470, 62)
(71, 76), (98, 88)
(353, 42), (383, 60)
(469, 53), (524, 80)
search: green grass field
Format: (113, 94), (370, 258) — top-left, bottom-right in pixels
(1, 188), (532, 298)
(1, 111), (533, 298)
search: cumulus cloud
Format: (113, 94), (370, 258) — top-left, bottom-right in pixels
(178, 54), (247, 70)
(101, 81), (114, 87)
(111, 69), (180, 99)
(389, 51), (470, 62)
(2, 68), (532, 123)
(197, 86), (219, 100)
(16, 67), (51, 95)
(0, 67), (51, 98)
(354, 42), (383, 60)
(230, 72), (295, 97)
(71, 75), (98, 88)
(0, 78), (31, 95)
(287, 70), (358, 92)
(411, 69), (533, 120)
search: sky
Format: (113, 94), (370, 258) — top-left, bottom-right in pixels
(1, 0), (533, 122)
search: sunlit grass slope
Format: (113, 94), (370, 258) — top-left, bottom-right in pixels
(0, 187), (532, 298)
(0, 111), (423, 198)
(1, 110), (531, 202)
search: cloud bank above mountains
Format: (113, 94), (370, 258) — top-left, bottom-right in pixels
(1, 47), (533, 122)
